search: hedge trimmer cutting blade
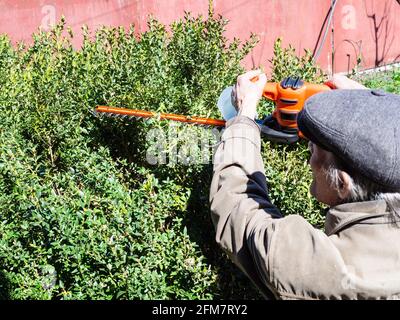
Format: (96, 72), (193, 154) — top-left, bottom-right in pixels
(94, 105), (227, 128)
(94, 86), (253, 129)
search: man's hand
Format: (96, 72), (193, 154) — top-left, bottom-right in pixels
(326, 74), (367, 89)
(232, 70), (267, 120)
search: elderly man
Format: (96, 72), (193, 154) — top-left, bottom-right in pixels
(209, 70), (400, 300)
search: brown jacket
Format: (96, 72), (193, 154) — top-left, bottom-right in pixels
(210, 116), (400, 300)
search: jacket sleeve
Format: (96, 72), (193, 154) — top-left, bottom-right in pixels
(209, 115), (283, 298)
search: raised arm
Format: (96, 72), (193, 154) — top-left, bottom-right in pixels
(209, 71), (283, 298)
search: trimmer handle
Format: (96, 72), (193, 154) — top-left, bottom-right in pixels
(260, 77), (331, 137)
(261, 78), (331, 104)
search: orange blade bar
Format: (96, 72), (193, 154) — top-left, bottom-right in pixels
(95, 106), (226, 127)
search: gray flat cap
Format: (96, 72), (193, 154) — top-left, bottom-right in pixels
(297, 89), (400, 190)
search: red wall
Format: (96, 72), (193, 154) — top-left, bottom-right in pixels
(1, 0), (400, 74)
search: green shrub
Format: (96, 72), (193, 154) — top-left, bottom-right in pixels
(269, 38), (326, 83)
(354, 67), (400, 94)
(0, 14), (261, 299)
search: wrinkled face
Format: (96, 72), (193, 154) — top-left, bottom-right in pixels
(308, 141), (344, 207)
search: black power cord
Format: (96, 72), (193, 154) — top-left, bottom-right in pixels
(313, 0), (339, 61)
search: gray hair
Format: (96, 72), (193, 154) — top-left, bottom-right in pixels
(326, 155), (400, 220)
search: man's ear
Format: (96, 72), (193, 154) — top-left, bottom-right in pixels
(337, 170), (352, 200)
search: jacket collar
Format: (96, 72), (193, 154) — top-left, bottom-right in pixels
(325, 200), (393, 236)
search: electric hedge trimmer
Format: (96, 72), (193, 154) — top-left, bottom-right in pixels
(94, 77), (331, 144)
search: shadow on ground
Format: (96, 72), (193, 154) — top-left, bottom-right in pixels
(0, 270), (11, 300)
